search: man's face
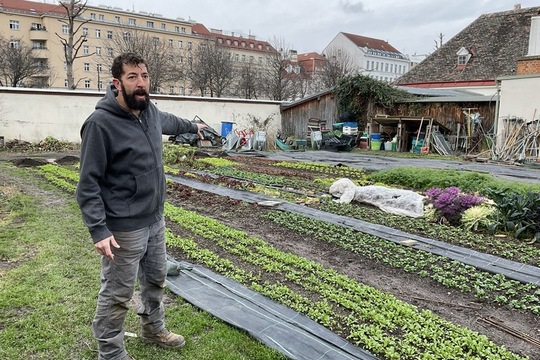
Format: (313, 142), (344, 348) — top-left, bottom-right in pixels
(116, 63), (150, 111)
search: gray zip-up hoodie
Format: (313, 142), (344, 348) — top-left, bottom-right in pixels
(76, 84), (198, 243)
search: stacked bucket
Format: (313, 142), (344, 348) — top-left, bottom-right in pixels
(370, 133), (381, 150)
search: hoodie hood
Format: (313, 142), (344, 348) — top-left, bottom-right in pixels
(95, 84), (132, 118)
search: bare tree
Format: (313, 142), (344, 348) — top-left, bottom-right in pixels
(236, 62), (261, 99)
(259, 37), (296, 101)
(187, 40), (235, 97)
(55, 0), (92, 90)
(320, 47), (355, 89)
(0, 36), (50, 87)
(101, 29), (184, 93)
(434, 33), (445, 50)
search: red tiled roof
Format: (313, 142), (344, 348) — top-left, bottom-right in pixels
(297, 52), (325, 61)
(0, 0), (66, 15)
(342, 32), (401, 53)
(396, 6), (540, 85)
(192, 23), (212, 36)
(399, 80), (496, 88)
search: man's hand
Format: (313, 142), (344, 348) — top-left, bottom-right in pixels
(196, 123), (208, 140)
(95, 235), (120, 260)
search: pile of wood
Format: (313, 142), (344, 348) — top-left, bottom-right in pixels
(494, 117), (540, 162)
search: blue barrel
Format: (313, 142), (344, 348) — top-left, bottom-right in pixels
(221, 121), (234, 137)
(370, 133), (381, 141)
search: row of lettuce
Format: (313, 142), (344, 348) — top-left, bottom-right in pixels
(33, 161), (537, 359)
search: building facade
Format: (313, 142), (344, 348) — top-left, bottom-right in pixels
(0, 0), (276, 95)
(323, 32), (410, 83)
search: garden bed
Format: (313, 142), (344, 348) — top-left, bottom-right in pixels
(27, 151), (540, 359)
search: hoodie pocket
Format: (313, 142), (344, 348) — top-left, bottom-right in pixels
(127, 167), (160, 217)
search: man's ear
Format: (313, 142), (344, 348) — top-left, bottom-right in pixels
(111, 78), (121, 96)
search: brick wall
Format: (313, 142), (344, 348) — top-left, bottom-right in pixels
(516, 56), (540, 75)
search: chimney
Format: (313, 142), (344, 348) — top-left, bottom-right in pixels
(516, 16), (540, 75)
(527, 16), (540, 56)
(514, 3), (521, 11)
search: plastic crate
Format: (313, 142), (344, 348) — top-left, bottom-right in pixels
(343, 126), (358, 135)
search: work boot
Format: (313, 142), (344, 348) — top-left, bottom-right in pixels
(141, 329), (185, 349)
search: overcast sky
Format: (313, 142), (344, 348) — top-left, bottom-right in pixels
(85, 0), (540, 56)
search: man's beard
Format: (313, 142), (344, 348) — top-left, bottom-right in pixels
(120, 83), (149, 111)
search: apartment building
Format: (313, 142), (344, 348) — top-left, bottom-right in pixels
(323, 32), (410, 83)
(0, 0), (276, 95)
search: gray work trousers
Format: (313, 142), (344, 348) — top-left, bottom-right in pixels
(93, 218), (167, 360)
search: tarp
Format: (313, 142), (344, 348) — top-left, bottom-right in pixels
(166, 260), (378, 360)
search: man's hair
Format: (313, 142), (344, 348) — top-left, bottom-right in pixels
(111, 53), (148, 79)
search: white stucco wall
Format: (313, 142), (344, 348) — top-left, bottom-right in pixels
(496, 74), (540, 151)
(0, 88), (282, 143)
(498, 75), (540, 122)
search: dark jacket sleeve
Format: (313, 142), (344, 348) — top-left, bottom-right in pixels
(76, 121), (112, 243)
(160, 111), (199, 135)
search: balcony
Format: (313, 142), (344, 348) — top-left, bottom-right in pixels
(29, 27), (49, 41)
(31, 48), (49, 59)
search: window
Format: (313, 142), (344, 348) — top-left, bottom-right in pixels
(128, 18), (136, 26)
(234, 54), (239, 61)
(169, 85), (174, 94)
(64, 79), (68, 87)
(226, 39), (231, 45)
(241, 54), (246, 62)
(175, 26), (180, 33)
(115, 16), (121, 23)
(161, 23), (166, 30)
(32, 41), (45, 49)
(123, 32), (131, 41)
(178, 40), (183, 49)
(31, 23), (43, 30)
(107, 48), (113, 56)
(147, 21), (154, 28)
(83, 45), (89, 54)
(9, 20), (19, 30)
(97, 64), (102, 72)
(187, 42), (192, 50)
(99, 14), (105, 21)
(456, 47), (472, 66)
(95, 29), (101, 38)
(107, 30), (113, 39)
(84, 79), (91, 88)
(90, 13), (96, 20)
(62, 24), (69, 34)
(9, 40), (20, 49)
(181, 27), (186, 33)
(82, 27), (88, 36)
(152, 37), (160, 46)
(168, 39), (173, 48)
(84, 63), (90, 72)
(98, 80), (103, 90)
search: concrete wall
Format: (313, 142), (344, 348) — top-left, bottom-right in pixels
(0, 88), (282, 143)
